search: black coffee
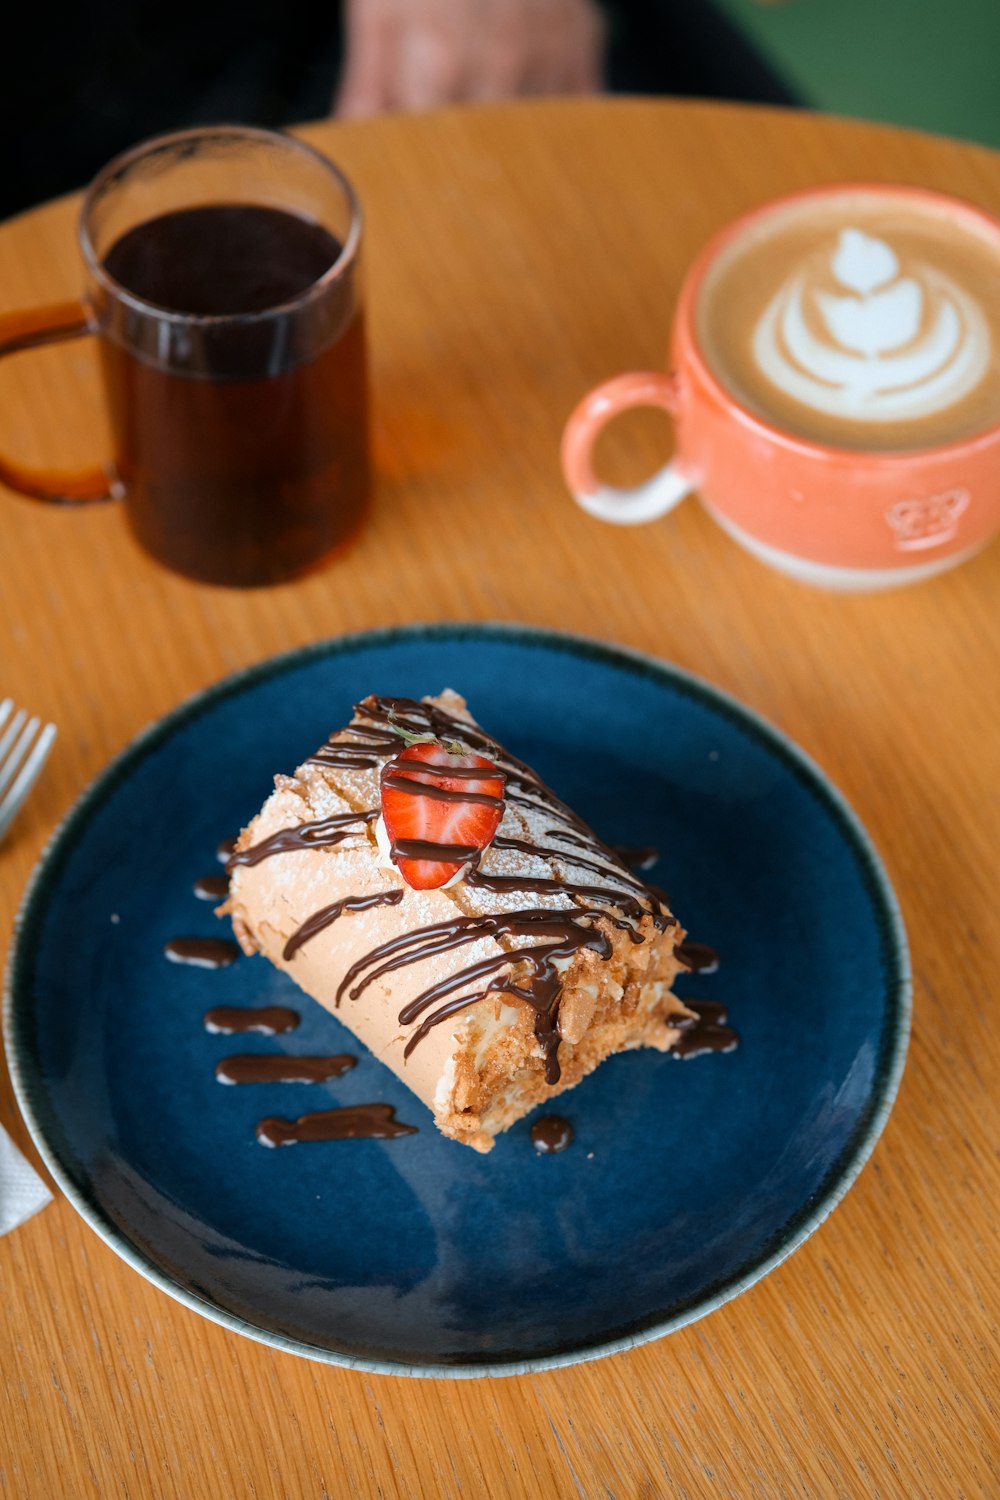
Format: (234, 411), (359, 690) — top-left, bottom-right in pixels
(101, 204), (370, 586)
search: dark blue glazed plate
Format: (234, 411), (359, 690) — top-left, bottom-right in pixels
(4, 625), (910, 1377)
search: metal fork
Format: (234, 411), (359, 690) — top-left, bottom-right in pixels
(0, 700), (57, 846)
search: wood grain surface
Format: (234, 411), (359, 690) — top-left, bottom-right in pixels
(1, 99), (999, 1499)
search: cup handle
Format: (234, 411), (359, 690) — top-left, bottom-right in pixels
(0, 301), (115, 504)
(561, 370), (696, 525)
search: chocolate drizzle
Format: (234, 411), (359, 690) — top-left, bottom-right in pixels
(493, 835), (651, 899)
(306, 724), (401, 770)
(670, 999), (738, 1058)
(382, 762), (505, 809)
(216, 1053), (356, 1084)
(256, 1103), (418, 1146)
(391, 838), (481, 864)
(305, 695), (675, 1086)
(392, 911), (614, 1082)
(228, 809), (378, 869)
(283, 889), (404, 961)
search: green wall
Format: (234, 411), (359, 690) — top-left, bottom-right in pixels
(715, 0), (1000, 150)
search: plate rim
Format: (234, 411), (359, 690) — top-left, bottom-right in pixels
(3, 621), (912, 1379)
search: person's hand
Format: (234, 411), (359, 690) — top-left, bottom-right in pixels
(335, 0), (605, 118)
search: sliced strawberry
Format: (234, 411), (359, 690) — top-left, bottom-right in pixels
(380, 739), (505, 890)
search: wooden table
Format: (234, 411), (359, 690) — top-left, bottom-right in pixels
(2, 99), (998, 1499)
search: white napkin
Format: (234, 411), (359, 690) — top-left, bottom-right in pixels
(0, 1124), (52, 1234)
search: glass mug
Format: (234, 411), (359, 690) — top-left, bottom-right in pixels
(0, 126), (370, 588)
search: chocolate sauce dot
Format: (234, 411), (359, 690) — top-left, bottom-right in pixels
(193, 873), (229, 902)
(530, 1115), (574, 1154)
(215, 1053), (356, 1085)
(216, 836), (238, 863)
(613, 845), (659, 871)
(256, 1103), (418, 1146)
(204, 1005), (301, 1035)
(670, 999), (739, 1058)
(674, 940), (720, 974)
(165, 936), (240, 968)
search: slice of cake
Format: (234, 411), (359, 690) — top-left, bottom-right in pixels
(225, 691), (694, 1152)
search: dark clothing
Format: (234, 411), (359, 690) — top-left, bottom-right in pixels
(3, 1), (797, 220)
(605, 0), (798, 105)
(5, 0), (342, 219)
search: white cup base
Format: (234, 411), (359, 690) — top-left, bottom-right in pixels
(703, 502), (988, 591)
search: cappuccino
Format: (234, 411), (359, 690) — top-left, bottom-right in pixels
(695, 188), (1000, 450)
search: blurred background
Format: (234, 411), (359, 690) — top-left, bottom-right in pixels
(2, 0), (996, 222)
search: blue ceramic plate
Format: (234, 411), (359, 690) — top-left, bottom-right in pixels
(5, 625), (909, 1377)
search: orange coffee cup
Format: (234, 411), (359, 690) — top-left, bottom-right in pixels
(562, 184), (1000, 590)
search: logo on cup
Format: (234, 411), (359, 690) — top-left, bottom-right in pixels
(885, 488), (970, 550)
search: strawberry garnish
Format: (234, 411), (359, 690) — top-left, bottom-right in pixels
(380, 738), (505, 890)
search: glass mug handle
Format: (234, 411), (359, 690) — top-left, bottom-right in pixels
(561, 371), (696, 525)
(0, 302), (114, 504)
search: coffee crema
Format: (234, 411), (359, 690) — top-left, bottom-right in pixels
(696, 189), (1000, 451)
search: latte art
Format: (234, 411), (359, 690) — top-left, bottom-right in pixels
(696, 190), (1000, 451)
(753, 228), (991, 422)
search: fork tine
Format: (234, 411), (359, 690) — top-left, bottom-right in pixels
(0, 705), (27, 767)
(0, 722), (57, 843)
(0, 698), (12, 733)
(0, 715), (40, 800)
